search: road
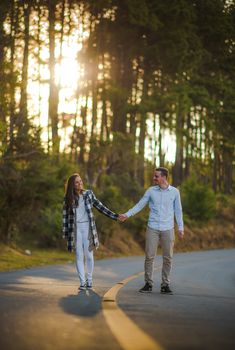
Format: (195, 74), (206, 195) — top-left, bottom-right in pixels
(0, 249), (234, 350)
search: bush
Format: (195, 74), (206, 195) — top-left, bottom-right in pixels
(93, 174), (148, 244)
(0, 155), (74, 246)
(215, 193), (235, 222)
(181, 177), (216, 221)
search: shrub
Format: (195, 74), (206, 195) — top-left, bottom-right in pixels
(0, 155), (73, 246)
(181, 177), (216, 221)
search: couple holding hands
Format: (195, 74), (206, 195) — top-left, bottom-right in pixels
(62, 167), (184, 294)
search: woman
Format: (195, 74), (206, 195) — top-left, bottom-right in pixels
(62, 173), (118, 291)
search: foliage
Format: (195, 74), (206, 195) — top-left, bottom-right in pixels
(0, 0), (234, 249)
(0, 155), (73, 246)
(181, 177), (216, 221)
(0, 243), (71, 272)
(215, 193), (235, 222)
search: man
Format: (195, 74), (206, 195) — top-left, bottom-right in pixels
(119, 167), (184, 294)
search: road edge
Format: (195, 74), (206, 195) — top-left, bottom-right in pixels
(102, 271), (163, 350)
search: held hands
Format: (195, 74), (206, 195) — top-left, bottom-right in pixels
(118, 214), (128, 222)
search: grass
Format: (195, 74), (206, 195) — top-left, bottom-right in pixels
(0, 243), (74, 272)
(1, 216), (234, 272)
(0, 235), (143, 272)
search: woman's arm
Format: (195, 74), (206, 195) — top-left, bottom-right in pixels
(91, 191), (118, 220)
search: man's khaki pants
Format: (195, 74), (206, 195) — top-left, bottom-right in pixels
(145, 226), (175, 286)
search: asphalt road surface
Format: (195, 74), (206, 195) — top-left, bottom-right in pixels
(0, 249), (234, 350)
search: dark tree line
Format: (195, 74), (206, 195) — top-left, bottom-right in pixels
(0, 0), (235, 238)
(0, 0), (235, 245)
(0, 0), (234, 191)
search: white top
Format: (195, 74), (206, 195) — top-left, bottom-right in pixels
(75, 195), (89, 223)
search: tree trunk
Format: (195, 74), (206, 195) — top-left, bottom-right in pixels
(223, 144), (233, 194)
(48, 0), (59, 154)
(78, 99), (88, 165)
(137, 69), (148, 186)
(100, 89), (108, 142)
(111, 48), (131, 134)
(138, 113), (146, 186)
(36, 1), (42, 126)
(100, 53), (109, 142)
(158, 113), (164, 166)
(19, 2), (31, 129)
(57, 0), (65, 89)
(91, 69), (98, 138)
(0, 0), (8, 153)
(173, 94), (184, 187)
(184, 112), (191, 178)
(212, 136), (219, 192)
(9, 0), (18, 150)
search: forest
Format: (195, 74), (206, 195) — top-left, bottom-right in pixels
(0, 0), (234, 254)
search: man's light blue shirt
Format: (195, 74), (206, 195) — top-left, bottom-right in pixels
(125, 185), (184, 231)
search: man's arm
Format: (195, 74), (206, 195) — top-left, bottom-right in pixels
(174, 190), (184, 239)
(119, 189), (150, 222)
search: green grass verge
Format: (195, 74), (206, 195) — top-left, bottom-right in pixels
(0, 243), (74, 272)
(1, 217), (234, 272)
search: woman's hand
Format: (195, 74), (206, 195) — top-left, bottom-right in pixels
(118, 214), (128, 222)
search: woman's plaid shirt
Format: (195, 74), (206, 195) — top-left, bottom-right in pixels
(62, 189), (118, 252)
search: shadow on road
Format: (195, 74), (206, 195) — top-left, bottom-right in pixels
(59, 289), (102, 317)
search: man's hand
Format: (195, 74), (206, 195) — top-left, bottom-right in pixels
(178, 230), (184, 240)
(118, 214), (128, 222)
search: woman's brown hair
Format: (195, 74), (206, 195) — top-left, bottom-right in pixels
(64, 173), (82, 208)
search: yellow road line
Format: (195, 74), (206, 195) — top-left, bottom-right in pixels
(102, 271), (164, 350)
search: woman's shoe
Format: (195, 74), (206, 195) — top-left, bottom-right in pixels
(78, 284), (86, 291)
(86, 281), (93, 290)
